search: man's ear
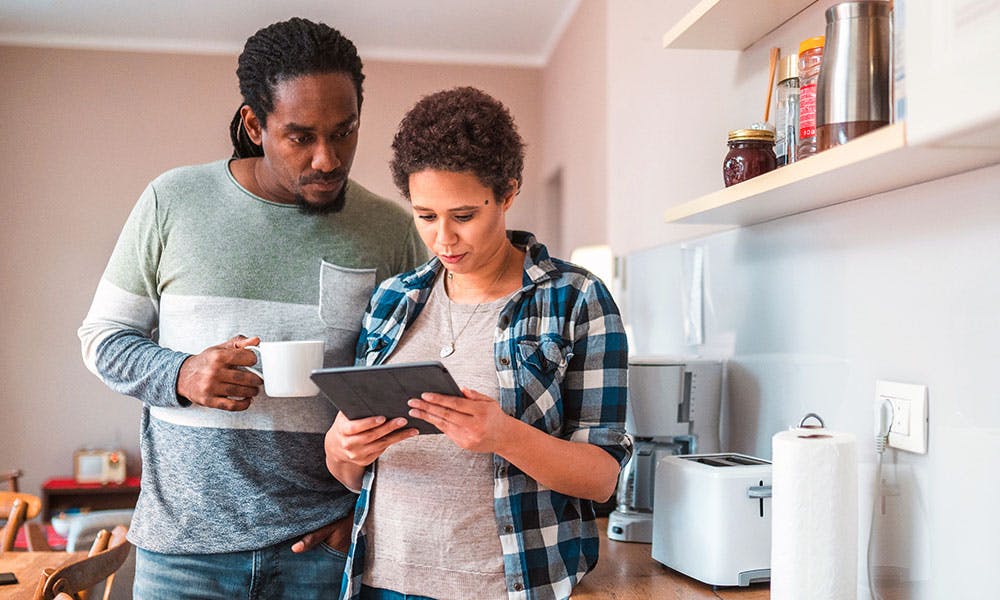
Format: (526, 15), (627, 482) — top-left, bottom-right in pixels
(240, 105), (264, 145)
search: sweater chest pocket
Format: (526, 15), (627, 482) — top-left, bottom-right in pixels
(319, 261), (377, 362)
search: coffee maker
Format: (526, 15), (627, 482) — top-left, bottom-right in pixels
(607, 357), (722, 543)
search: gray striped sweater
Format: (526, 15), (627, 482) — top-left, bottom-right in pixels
(78, 159), (425, 553)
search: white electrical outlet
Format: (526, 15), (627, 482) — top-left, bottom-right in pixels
(876, 380), (928, 454)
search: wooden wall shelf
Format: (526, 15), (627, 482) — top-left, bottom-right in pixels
(663, 123), (1000, 227)
(662, 0), (816, 50)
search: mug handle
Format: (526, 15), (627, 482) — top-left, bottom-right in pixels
(245, 346), (263, 379)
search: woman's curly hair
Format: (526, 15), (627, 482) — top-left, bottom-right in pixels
(390, 87), (525, 201)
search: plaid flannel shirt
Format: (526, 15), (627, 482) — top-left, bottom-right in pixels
(339, 231), (631, 600)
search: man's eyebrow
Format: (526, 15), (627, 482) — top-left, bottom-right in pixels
(280, 122), (313, 133)
(281, 116), (358, 133)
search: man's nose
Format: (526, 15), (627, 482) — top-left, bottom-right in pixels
(312, 140), (341, 172)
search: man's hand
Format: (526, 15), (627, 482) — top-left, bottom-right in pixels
(291, 515), (353, 554)
(176, 335), (262, 410)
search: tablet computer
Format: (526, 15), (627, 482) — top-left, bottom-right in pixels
(310, 361), (462, 435)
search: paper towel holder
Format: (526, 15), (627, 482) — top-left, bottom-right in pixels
(796, 413), (833, 438)
(798, 413), (825, 428)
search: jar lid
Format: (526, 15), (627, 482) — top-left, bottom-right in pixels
(777, 54), (798, 82)
(728, 128), (775, 142)
(798, 36), (825, 55)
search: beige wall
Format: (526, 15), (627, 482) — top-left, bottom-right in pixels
(0, 45), (541, 497)
(541, 0), (607, 259)
(355, 59), (543, 231)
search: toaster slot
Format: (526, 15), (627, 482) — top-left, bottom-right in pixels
(684, 454), (771, 468)
(725, 455), (769, 466)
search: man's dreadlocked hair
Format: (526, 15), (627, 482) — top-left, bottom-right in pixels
(229, 17), (365, 158)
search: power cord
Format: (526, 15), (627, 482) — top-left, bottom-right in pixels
(868, 398), (894, 600)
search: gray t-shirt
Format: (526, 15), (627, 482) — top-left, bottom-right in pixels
(364, 273), (509, 599)
(78, 159), (426, 553)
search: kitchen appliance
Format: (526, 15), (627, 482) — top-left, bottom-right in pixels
(73, 448), (127, 484)
(607, 357), (722, 542)
(651, 453), (772, 587)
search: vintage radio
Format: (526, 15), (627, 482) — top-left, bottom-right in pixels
(73, 448), (127, 484)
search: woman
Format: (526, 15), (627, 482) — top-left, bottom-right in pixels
(325, 87), (631, 600)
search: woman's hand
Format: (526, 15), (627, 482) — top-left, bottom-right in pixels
(410, 387), (620, 502)
(324, 412), (418, 490)
(407, 388), (513, 453)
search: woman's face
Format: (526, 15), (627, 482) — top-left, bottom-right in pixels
(408, 169), (514, 277)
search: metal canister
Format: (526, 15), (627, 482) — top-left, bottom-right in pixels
(816, 1), (891, 151)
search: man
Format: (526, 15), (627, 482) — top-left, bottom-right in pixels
(78, 18), (425, 599)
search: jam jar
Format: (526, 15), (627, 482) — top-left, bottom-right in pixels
(723, 128), (777, 187)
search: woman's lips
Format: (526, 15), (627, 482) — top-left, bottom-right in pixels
(439, 253), (465, 265)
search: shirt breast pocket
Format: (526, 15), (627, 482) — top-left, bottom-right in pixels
(517, 335), (573, 390)
(319, 261), (377, 341)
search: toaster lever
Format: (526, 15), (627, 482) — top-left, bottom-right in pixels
(748, 485), (772, 518)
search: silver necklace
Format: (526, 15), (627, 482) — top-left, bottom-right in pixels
(440, 250), (511, 358)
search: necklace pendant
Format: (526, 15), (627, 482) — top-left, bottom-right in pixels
(439, 343), (455, 358)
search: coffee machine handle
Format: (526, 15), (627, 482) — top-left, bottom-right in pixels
(747, 485), (772, 499)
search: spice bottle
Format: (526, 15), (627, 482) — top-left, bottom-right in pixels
(774, 55), (800, 166)
(797, 36), (825, 160)
(723, 128), (777, 187)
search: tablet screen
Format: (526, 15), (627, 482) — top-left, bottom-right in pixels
(310, 361), (462, 435)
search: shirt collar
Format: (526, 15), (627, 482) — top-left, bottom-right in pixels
(398, 230), (560, 292)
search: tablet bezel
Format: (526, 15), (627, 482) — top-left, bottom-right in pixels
(310, 361), (463, 435)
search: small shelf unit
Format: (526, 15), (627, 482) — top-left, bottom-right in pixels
(661, 1), (1000, 228)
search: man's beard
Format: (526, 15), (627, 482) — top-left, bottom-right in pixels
(295, 182), (347, 215)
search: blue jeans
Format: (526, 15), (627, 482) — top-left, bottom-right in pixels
(134, 540), (346, 600)
(360, 586), (435, 600)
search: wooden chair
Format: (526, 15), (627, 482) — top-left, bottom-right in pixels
(0, 491), (44, 552)
(1, 497), (29, 554)
(33, 524), (131, 600)
(2, 469), (23, 491)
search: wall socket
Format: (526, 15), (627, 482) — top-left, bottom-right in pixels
(876, 380), (928, 454)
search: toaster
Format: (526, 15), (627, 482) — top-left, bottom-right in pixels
(651, 453), (772, 587)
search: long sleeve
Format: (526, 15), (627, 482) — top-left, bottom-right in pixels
(78, 183), (191, 407)
(563, 275), (632, 467)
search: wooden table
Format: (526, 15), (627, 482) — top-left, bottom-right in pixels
(572, 520), (769, 599)
(0, 551), (87, 599)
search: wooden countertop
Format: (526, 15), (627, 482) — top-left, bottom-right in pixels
(572, 519), (769, 599)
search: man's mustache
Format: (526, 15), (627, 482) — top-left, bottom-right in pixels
(301, 171), (346, 185)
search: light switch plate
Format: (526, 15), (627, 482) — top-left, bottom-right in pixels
(876, 380), (928, 454)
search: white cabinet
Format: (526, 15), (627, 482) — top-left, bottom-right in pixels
(661, 0), (1000, 229)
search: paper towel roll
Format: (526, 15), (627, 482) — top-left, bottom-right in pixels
(771, 427), (858, 600)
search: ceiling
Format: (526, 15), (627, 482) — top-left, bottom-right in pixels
(0, 0), (580, 66)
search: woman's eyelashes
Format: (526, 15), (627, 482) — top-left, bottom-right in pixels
(417, 213), (475, 222)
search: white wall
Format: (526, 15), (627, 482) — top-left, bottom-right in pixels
(607, 1), (1000, 598)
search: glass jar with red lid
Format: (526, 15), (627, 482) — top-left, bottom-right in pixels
(723, 128), (777, 187)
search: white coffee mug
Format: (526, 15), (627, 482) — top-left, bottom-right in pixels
(246, 340), (325, 397)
